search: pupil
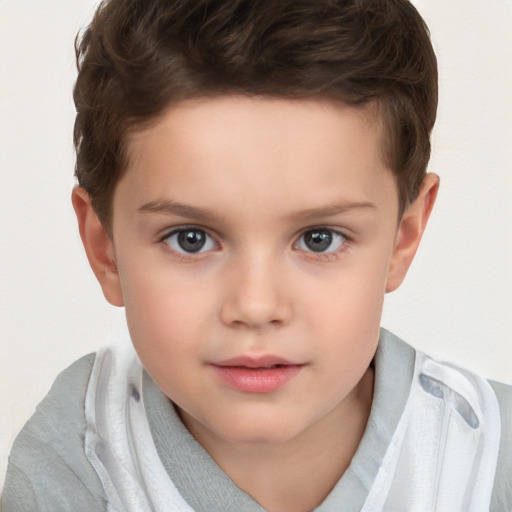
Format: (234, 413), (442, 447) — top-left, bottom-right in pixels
(178, 230), (206, 252)
(305, 230), (332, 252)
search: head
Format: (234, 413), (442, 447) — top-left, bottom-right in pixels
(72, 0), (438, 447)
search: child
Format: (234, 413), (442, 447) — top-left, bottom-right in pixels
(2, 0), (510, 510)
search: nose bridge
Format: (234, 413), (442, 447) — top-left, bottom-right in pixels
(220, 245), (291, 329)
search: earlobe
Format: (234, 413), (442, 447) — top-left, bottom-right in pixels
(386, 173), (439, 293)
(71, 187), (124, 307)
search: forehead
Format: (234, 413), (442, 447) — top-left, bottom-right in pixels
(126, 95), (383, 162)
(117, 95), (396, 219)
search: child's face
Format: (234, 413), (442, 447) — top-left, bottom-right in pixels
(92, 96), (431, 446)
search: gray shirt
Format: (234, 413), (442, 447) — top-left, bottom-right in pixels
(2, 331), (511, 511)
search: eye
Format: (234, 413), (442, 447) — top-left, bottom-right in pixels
(163, 227), (217, 254)
(295, 228), (346, 253)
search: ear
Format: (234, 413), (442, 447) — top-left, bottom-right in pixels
(71, 187), (124, 306)
(386, 173), (439, 293)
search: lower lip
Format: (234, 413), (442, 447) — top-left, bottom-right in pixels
(210, 365), (303, 393)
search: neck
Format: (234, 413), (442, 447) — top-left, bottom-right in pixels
(180, 366), (374, 512)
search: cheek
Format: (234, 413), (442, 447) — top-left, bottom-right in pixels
(300, 253), (388, 370)
(119, 263), (216, 361)
(122, 279), (211, 401)
(304, 253), (388, 324)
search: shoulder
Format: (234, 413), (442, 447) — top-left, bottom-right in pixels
(380, 330), (512, 509)
(488, 379), (512, 512)
(414, 345), (512, 509)
(420, 351), (512, 510)
(426, 360), (512, 509)
(2, 353), (107, 512)
(488, 378), (512, 419)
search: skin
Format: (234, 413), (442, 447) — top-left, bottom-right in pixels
(73, 96), (438, 512)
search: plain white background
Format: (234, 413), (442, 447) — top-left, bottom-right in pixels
(1, 0), (511, 490)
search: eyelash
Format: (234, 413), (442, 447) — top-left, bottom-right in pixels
(293, 228), (348, 257)
(159, 226), (218, 256)
(158, 226), (350, 260)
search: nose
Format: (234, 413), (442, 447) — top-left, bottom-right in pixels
(219, 253), (293, 330)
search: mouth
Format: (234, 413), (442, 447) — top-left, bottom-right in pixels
(210, 355), (304, 393)
(213, 355), (299, 368)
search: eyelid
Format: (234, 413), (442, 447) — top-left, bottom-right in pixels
(293, 226), (349, 254)
(159, 225), (220, 255)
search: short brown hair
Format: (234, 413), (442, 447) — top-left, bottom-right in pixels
(74, 0), (437, 229)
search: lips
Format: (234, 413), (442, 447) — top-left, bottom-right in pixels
(214, 355), (298, 368)
(210, 355), (303, 393)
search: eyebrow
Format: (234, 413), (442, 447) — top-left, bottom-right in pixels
(290, 201), (377, 221)
(138, 199), (222, 222)
(138, 198), (377, 223)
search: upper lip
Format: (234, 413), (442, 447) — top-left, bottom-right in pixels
(212, 355), (301, 368)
